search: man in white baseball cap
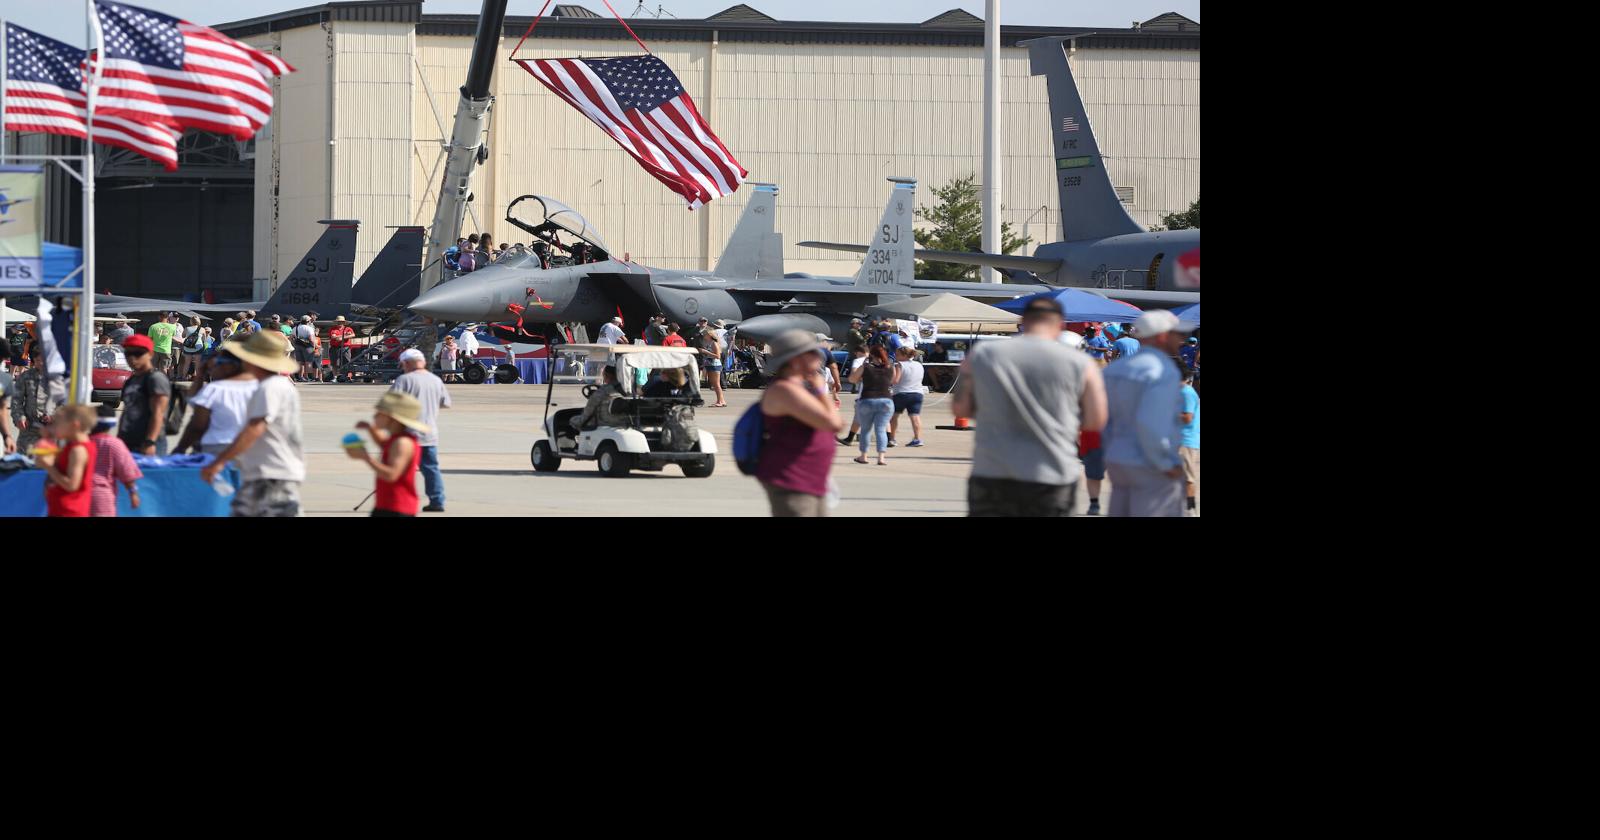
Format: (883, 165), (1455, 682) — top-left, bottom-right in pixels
(598, 316), (626, 346)
(1101, 308), (1193, 517)
(389, 346), (452, 511)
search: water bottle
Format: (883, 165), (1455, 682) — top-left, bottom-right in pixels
(211, 471), (235, 498)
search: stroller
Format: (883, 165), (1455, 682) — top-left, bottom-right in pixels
(724, 344), (769, 390)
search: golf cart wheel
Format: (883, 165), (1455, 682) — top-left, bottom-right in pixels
(463, 363), (487, 384)
(531, 440), (560, 472)
(597, 442), (632, 477)
(494, 364), (519, 384)
(681, 455), (715, 478)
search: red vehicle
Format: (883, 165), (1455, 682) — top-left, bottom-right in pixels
(91, 344), (133, 409)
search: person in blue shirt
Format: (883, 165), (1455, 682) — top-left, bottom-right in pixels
(1111, 333), (1140, 360)
(1084, 327), (1111, 363)
(1179, 369), (1200, 515)
(1102, 310), (1190, 517)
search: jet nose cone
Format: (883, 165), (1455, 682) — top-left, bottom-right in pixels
(408, 277), (493, 321)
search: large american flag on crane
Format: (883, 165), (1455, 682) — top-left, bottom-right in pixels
(91, 0), (294, 141)
(515, 54), (746, 209)
(3, 22), (182, 170)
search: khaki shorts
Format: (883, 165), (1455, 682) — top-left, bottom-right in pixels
(1180, 447), (1200, 485)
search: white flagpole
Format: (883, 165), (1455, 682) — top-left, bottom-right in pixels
(1, 19), (9, 348)
(1, 17), (9, 165)
(76, 0), (100, 402)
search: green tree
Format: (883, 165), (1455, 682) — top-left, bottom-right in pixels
(1151, 194), (1200, 232)
(913, 174), (1032, 282)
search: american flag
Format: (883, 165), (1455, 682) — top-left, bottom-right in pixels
(1061, 116), (1079, 132)
(3, 22), (182, 170)
(91, 0), (293, 141)
(515, 54), (745, 209)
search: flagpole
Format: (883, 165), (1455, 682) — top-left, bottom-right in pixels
(1, 20), (9, 349)
(76, 0), (100, 403)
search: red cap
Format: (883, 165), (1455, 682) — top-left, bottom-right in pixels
(123, 335), (154, 352)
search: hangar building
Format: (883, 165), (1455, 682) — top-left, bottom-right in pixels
(7, 2), (1199, 299)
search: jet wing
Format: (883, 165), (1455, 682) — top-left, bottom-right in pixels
(1090, 289), (1200, 307)
(798, 241), (1064, 274)
(95, 295), (263, 316)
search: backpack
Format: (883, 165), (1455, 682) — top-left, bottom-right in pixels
(732, 403), (766, 475)
(660, 404), (700, 452)
(183, 329), (202, 351)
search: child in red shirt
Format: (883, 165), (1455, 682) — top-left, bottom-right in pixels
(43, 404), (98, 518)
(346, 391), (428, 517)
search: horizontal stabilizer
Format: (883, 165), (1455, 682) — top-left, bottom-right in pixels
(800, 241), (1063, 274)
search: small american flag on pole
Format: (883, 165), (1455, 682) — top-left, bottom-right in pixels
(515, 54), (746, 209)
(91, 0), (294, 142)
(1061, 116), (1079, 132)
(3, 22), (182, 170)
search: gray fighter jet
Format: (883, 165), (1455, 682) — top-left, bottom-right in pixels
(800, 35), (1200, 305)
(407, 178), (1063, 342)
(408, 33), (1196, 342)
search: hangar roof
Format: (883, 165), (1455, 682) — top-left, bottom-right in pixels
(215, 2), (1200, 50)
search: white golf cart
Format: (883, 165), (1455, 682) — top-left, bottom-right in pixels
(530, 344), (717, 477)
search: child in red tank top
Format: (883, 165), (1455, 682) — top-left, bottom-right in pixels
(346, 391), (429, 517)
(43, 405), (98, 518)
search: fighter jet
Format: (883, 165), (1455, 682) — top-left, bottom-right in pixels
(407, 178), (1062, 342)
(0, 193), (32, 224)
(94, 223), (424, 324)
(799, 35), (1200, 307)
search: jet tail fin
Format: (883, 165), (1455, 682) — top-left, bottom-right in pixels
(263, 220), (360, 319)
(715, 183), (782, 278)
(851, 177), (917, 287)
(352, 225), (425, 308)
(1024, 36), (1142, 242)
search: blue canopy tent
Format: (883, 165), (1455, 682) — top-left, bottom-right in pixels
(997, 288), (1145, 323)
(1171, 303), (1199, 326)
(43, 242), (84, 288)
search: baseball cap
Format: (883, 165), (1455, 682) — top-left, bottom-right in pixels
(1131, 309), (1187, 337)
(611, 316), (622, 324)
(123, 334), (154, 353)
(398, 348), (426, 364)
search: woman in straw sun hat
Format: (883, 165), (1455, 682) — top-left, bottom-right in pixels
(199, 329), (307, 517)
(347, 390), (430, 517)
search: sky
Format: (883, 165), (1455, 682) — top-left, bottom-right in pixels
(0, 1), (1198, 51)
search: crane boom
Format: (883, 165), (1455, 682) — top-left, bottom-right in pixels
(421, 0), (510, 293)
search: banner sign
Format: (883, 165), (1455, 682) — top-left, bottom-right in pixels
(0, 165), (46, 290)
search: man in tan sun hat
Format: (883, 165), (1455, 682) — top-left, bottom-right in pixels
(199, 330), (306, 517)
(347, 390), (431, 517)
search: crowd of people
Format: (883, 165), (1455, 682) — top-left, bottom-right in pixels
(5, 294), (1200, 518)
(81, 308), (355, 385)
(747, 301), (1200, 518)
(13, 324), (454, 518)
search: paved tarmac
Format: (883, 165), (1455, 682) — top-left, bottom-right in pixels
(248, 380), (1194, 517)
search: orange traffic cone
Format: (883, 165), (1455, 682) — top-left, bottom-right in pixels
(936, 415), (975, 432)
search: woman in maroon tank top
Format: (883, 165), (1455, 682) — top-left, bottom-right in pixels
(755, 330), (844, 517)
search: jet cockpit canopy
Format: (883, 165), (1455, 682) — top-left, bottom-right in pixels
(505, 195), (610, 261)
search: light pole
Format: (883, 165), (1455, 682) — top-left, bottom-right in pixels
(981, 0), (1001, 283)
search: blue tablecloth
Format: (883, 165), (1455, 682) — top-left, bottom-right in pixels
(0, 463), (241, 517)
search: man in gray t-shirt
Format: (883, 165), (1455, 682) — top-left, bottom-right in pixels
(200, 330), (305, 517)
(390, 348), (452, 512)
(952, 296), (1106, 517)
